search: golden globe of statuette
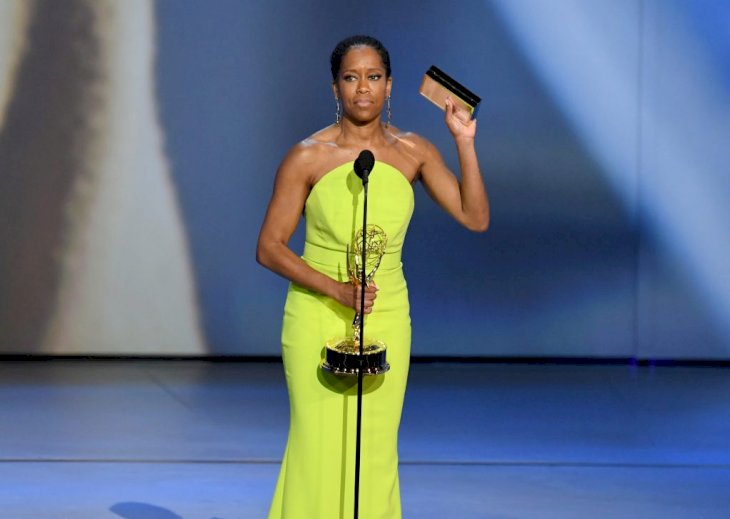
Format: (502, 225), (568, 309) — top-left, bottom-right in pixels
(321, 225), (390, 376)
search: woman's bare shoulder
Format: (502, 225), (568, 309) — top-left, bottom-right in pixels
(308, 124), (341, 144)
(388, 127), (438, 163)
(278, 125), (349, 184)
(280, 127), (335, 166)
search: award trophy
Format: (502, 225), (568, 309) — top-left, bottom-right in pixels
(321, 224), (390, 376)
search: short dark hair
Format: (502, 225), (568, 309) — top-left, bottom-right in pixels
(330, 35), (391, 81)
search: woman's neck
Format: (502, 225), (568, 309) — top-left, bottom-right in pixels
(335, 118), (388, 149)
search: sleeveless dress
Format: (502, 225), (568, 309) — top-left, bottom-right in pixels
(268, 161), (415, 519)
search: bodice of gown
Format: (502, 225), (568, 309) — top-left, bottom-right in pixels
(303, 161), (414, 270)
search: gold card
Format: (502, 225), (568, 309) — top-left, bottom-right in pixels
(418, 65), (481, 118)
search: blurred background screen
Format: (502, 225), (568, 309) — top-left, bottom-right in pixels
(0, 0), (728, 359)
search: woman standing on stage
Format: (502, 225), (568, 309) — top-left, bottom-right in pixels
(257, 35), (489, 518)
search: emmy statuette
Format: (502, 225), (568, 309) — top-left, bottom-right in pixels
(321, 224), (390, 376)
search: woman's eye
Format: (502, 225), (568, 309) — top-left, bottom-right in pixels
(369, 74), (382, 81)
(344, 75), (356, 82)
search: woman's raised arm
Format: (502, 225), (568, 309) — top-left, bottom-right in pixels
(417, 97), (490, 232)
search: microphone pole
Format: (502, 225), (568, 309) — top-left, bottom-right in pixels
(353, 150), (372, 519)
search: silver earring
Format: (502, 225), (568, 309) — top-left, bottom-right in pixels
(386, 96), (392, 128)
(335, 98), (341, 125)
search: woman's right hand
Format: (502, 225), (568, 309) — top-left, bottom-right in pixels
(335, 282), (378, 314)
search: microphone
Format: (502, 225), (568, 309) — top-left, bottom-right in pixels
(354, 150), (375, 185)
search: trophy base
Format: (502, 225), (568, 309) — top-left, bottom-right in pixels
(321, 337), (390, 376)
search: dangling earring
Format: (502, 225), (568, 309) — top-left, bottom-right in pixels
(386, 95), (392, 128)
(335, 98), (342, 126)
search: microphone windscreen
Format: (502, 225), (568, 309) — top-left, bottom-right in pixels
(354, 150), (375, 180)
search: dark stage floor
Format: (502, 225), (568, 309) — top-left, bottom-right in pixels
(1, 360), (729, 518)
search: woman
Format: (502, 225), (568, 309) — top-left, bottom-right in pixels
(257, 35), (488, 519)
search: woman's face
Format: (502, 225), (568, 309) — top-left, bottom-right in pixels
(333, 46), (392, 125)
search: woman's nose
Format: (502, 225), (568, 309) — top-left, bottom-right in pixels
(356, 79), (369, 93)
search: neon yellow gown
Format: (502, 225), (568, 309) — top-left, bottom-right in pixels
(268, 161), (414, 519)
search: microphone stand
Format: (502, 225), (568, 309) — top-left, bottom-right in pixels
(353, 167), (369, 519)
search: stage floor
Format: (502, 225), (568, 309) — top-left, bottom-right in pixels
(1, 360), (729, 518)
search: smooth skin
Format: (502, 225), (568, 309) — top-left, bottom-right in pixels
(256, 45), (489, 314)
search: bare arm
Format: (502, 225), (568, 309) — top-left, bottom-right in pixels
(418, 97), (490, 232)
(256, 145), (377, 313)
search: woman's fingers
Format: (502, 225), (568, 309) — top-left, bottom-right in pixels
(339, 282), (379, 313)
(355, 284), (378, 314)
(444, 96), (476, 138)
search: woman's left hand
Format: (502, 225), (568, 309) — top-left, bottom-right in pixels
(444, 96), (476, 140)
